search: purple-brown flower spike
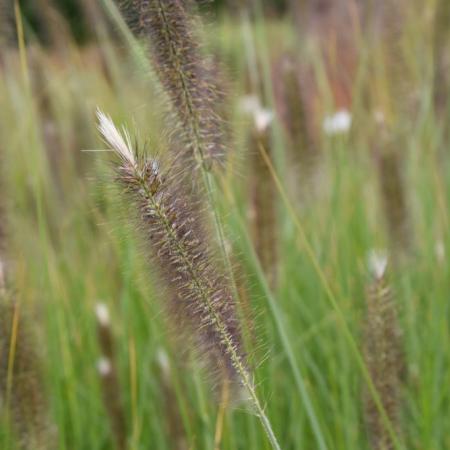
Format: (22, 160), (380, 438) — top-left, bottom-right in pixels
(117, 0), (227, 172)
(97, 110), (281, 450)
(363, 251), (403, 450)
(376, 145), (412, 264)
(97, 109), (245, 390)
(0, 300), (56, 450)
(94, 302), (127, 450)
(244, 101), (278, 291)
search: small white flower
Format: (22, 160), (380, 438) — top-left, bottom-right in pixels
(97, 357), (112, 376)
(254, 108), (274, 132)
(435, 240), (445, 264)
(96, 108), (135, 166)
(95, 302), (110, 326)
(239, 95), (273, 133)
(367, 249), (388, 279)
(322, 109), (352, 135)
(239, 95), (274, 132)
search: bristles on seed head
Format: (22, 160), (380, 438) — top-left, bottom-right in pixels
(96, 108), (135, 166)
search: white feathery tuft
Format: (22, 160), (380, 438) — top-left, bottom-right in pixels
(96, 108), (135, 166)
(95, 302), (110, 327)
(322, 109), (352, 135)
(97, 357), (112, 376)
(254, 108), (274, 133)
(239, 96), (274, 132)
(367, 249), (388, 280)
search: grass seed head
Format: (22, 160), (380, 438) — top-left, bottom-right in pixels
(246, 102), (278, 291)
(363, 254), (403, 450)
(98, 110), (247, 394)
(0, 299), (56, 450)
(0, 0), (16, 49)
(116, 0), (228, 172)
(376, 145), (412, 264)
(94, 301), (127, 450)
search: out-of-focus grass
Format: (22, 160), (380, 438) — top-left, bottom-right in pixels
(0, 4), (449, 450)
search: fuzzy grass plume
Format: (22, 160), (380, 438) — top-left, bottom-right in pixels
(246, 102), (278, 290)
(433, 0), (450, 115)
(95, 303), (127, 450)
(272, 54), (318, 199)
(0, 299), (55, 450)
(98, 108), (244, 385)
(376, 145), (411, 263)
(363, 251), (403, 450)
(273, 54), (314, 161)
(0, 121), (54, 450)
(0, 0), (15, 47)
(308, 0), (359, 111)
(97, 109), (281, 450)
(117, 0), (227, 171)
(156, 348), (187, 450)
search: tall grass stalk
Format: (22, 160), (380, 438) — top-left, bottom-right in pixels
(376, 144), (411, 263)
(257, 143), (404, 450)
(433, 0), (450, 116)
(156, 349), (188, 450)
(364, 253), (403, 450)
(117, 0), (226, 171)
(0, 36), (54, 447)
(109, 2), (329, 447)
(222, 180), (329, 450)
(0, 300), (55, 450)
(111, 3), (283, 446)
(97, 110), (282, 450)
(95, 303), (127, 450)
(109, 6), (268, 434)
(111, 0), (242, 307)
(272, 53), (318, 201)
(248, 104), (278, 290)
(0, 0), (15, 51)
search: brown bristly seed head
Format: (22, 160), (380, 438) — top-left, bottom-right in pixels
(0, 0), (15, 49)
(246, 103), (278, 291)
(0, 298), (56, 450)
(116, 0), (228, 172)
(376, 145), (411, 264)
(156, 348), (187, 450)
(363, 251), (403, 450)
(433, 0), (450, 114)
(272, 53), (318, 188)
(97, 110), (247, 396)
(94, 302), (127, 450)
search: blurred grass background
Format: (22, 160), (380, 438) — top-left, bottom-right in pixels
(0, 0), (449, 449)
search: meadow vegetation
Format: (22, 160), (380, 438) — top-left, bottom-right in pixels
(0, 1), (449, 449)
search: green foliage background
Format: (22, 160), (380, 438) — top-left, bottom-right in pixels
(20, 0), (289, 42)
(1, 0), (449, 449)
